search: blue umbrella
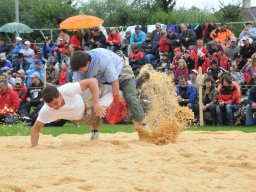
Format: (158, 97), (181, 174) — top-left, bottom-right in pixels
(0, 22), (33, 34)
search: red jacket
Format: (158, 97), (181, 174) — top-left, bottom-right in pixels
(70, 35), (81, 49)
(194, 57), (211, 73)
(106, 33), (121, 45)
(129, 51), (144, 60)
(190, 46), (209, 60)
(174, 66), (189, 80)
(159, 37), (170, 52)
(212, 53), (229, 70)
(12, 85), (27, 102)
(0, 87), (20, 115)
(218, 86), (241, 105)
(59, 69), (69, 85)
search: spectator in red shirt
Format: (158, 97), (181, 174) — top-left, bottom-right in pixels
(194, 52), (210, 73)
(129, 44), (144, 75)
(106, 27), (122, 53)
(212, 48), (229, 70)
(70, 30), (82, 50)
(159, 30), (170, 56)
(59, 63), (69, 85)
(0, 80), (20, 124)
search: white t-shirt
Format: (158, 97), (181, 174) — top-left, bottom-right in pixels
(37, 82), (85, 124)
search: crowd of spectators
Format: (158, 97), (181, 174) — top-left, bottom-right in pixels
(0, 21), (256, 126)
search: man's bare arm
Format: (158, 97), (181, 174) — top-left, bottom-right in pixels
(31, 120), (44, 147)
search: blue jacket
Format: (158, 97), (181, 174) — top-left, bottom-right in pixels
(41, 43), (56, 59)
(176, 84), (197, 104)
(130, 31), (146, 46)
(12, 43), (24, 54)
(26, 68), (44, 85)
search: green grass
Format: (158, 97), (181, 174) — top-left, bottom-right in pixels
(0, 123), (255, 137)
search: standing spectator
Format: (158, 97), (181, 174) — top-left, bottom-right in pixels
(239, 21), (256, 41)
(174, 59), (189, 82)
(89, 27), (107, 49)
(19, 41), (35, 64)
(70, 30), (83, 50)
(121, 31), (131, 57)
(240, 36), (256, 60)
(0, 53), (12, 70)
(57, 29), (70, 45)
(210, 23), (235, 48)
(41, 37), (56, 60)
(212, 48), (229, 70)
(0, 37), (10, 54)
(141, 32), (157, 64)
(130, 25), (146, 47)
(0, 80), (20, 124)
(152, 23), (162, 47)
(179, 23), (197, 50)
(202, 77), (217, 125)
(176, 75), (198, 119)
(223, 37), (240, 60)
(216, 74), (240, 126)
(12, 53), (30, 73)
(106, 27), (122, 53)
(245, 86), (256, 125)
(20, 72), (44, 122)
(46, 61), (59, 86)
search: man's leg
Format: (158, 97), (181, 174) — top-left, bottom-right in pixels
(208, 104), (217, 125)
(120, 78), (145, 123)
(245, 104), (255, 126)
(225, 104), (239, 126)
(216, 105), (223, 126)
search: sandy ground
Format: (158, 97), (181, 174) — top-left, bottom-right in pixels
(0, 131), (256, 192)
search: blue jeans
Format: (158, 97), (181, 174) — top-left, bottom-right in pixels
(144, 54), (156, 64)
(216, 104), (239, 126)
(245, 104), (256, 125)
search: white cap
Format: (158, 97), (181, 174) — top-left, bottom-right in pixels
(197, 52), (205, 57)
(15, 36), (22, 41)
(24, 40), (31, 45)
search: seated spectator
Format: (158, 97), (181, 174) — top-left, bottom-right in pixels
(0, 80), (20, 124)
(61, 52), (72, 83)
(171, 47), (183, 70)
(244, 53), (256, 77)
(12, 53), (30, 73)
(210, 23), (235, 48)
(27, 59), (44, 85)
(12, 37), (24, 62)
(19, 40), (35, 64)
(223, 37), (240, 60)
(121, 31), (131, 57)
(176, 75), (198, 118)
(248, 72), (256, 90)
(207, 60), (227, 81)
(142, 32), (157, 64)
(202, 77), (217, 125)
(0, 53), (12, 71)
(0, 37), (10, 54)
(129, 44), (144, 75)
(152, 23), (162, 47)
(194, 52), (210, 73)
(41, 37), (56, 60)
(30, 40), (40, 58)
(20, 72), (44, 122)
(174, 59), (189, 82)
(89, 27), (107, 50)
(229, 60), (244, 85)
(47, 53), (60, 71)
(59, 63), (69, 85)
(0, 72), (12, 87)
(159, 30), (170, 57)
(156, 52), (169, 72)
(212, 47), (229, 70)
(167, 28), (180, 62)
(16, 69), (26, 85)
(188, 69), (198, 89)
(190, 39), (208, 60)
(240, 36), (255, 60)
(245, 86), (256, 125)
(216, 74), (241, 126)
(130, 25), (146, 47)
(4, 69), (15, 86)
(179, 23), (197, 50)
(234, 53), (246, 70)
(106, 27), (122, 53)
(206, 40), (222, 58)
(182, 50), (195, 71)
(135, 71), (150, 89)
(57, 29), (70, 46)
(239, 21), (256, 41)
(46, 61), (59, 86)
(70, 30), (82, 50)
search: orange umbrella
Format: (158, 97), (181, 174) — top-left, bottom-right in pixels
(59, 15), (104, 30)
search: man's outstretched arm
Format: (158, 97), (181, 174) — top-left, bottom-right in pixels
(31, 120), (44, 147)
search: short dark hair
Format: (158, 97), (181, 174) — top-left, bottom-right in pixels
(42, 86), (59, 103)
(179, 75), (187, 81)
(70, 50), (90, 71)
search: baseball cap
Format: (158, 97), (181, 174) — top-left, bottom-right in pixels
(230, 36), (237, 42)
(30, 72), (40, 78)
(24, 40), (31, 45)
(155, 23), (161, 28)
(241, 36), (249, 41)
(190, 69), (198, 75)
(17, 69), (25, 74)
(15, 36), (22, 41)
(234, 53), (241, 58)
(34, 59), (42, 65)
(14, 77), (22, 84)
(135, 25), (141, 30)
(197, 52), (205, 57)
